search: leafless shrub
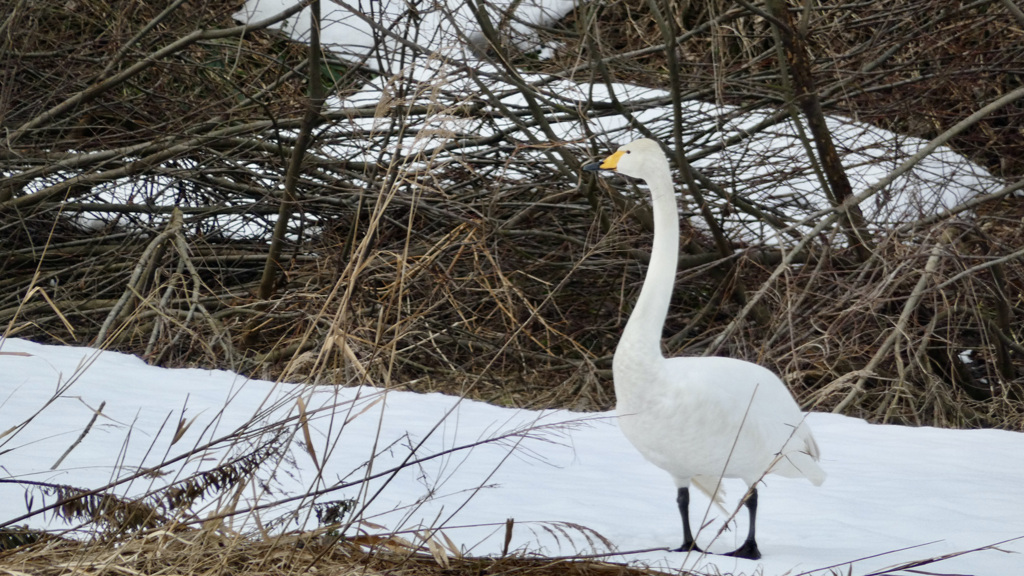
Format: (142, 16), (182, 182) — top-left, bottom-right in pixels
(1, 0), (1022, 432)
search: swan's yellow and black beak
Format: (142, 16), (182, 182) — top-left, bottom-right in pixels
(583, 150), (625, 172)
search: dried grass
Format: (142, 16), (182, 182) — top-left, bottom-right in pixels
(0, 530), (664, 576)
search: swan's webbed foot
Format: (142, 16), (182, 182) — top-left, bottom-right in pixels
(673, 485), (762, 559)
(723, 539), (761, 560)
(672, 539), (704, 554)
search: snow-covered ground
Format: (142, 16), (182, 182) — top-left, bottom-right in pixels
(2, 338), (1022, 575)
(234, 0), (577, 76)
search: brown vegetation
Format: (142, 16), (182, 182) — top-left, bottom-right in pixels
(3, 0), (1023, 423)
(0, 530), (651, 576)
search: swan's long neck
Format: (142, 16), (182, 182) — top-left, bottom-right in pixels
(616, 163), (679, 368)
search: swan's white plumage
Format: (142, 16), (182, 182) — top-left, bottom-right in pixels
(590, 138), (824, 555)
(616, 355), (825, 489)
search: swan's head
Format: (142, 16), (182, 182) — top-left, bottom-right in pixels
(583, 138), (668, 180)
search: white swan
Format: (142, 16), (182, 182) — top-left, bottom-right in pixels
(583, 138), (825, 560)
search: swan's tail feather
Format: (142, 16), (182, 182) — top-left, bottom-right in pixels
(781, 450), (827, 486)
(692, 476), (728, 512)
(801, 433), (826, 485)
(802, 459), (827, 486)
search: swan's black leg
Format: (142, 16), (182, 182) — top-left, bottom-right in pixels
(673, 487), (704, 553)
(723, 488), (761, 560)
